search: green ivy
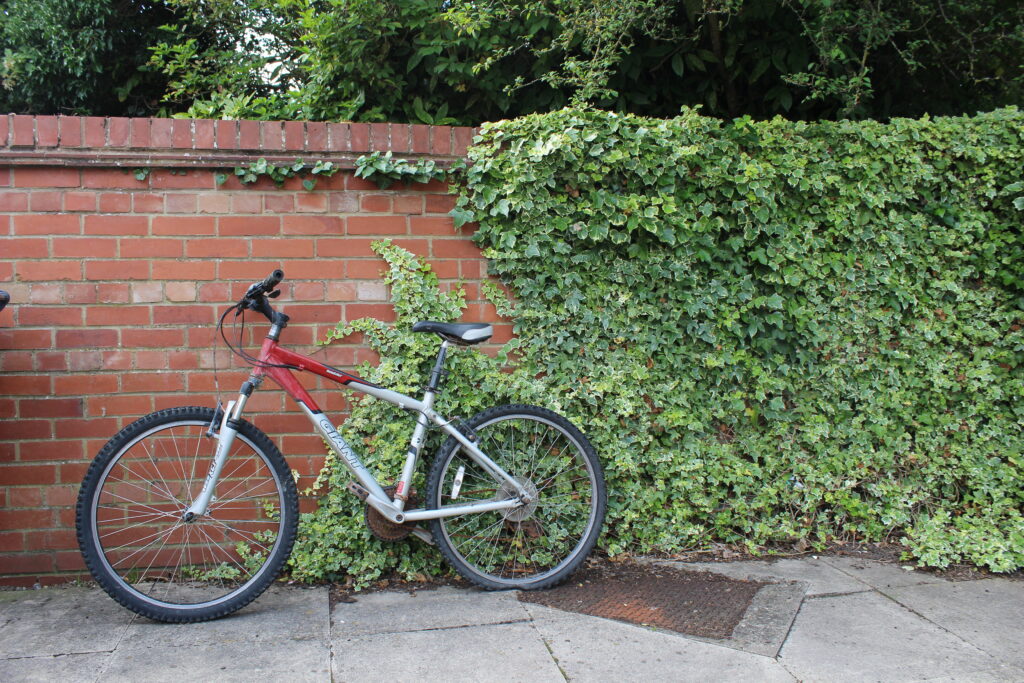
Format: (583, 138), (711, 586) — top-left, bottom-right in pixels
(450, 106), (1024, 572)
(223, 157), (338, 190)
(288, 241), (551, 584)
(353, 151), (455, 189)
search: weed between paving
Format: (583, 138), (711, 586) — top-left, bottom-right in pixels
(519, 560), (765, 639)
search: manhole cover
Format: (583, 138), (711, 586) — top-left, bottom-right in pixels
(519, 560), (765, 638)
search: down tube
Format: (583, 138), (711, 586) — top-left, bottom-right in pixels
(295, 401), (390, 502)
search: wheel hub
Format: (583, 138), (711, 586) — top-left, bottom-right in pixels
(501, 477), (538, 522)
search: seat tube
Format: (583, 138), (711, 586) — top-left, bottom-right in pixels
(393, 341), (448, 509)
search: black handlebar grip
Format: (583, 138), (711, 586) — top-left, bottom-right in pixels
(0, 290), (8, 313)
(262, 269), (284, 291)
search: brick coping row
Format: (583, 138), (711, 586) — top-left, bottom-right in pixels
(0, 115), (477, 169)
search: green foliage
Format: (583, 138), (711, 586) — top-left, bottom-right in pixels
(0, 0), (177, 115)
(289, 242), (550, 583)
(228, 158), (337, 190)
(451, 106), (1024, 571)
(353, 152), (451, 190)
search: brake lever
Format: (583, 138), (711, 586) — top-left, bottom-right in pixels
(267, 290), (281, 299)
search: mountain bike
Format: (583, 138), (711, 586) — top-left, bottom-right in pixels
(76, 270), (606, 623)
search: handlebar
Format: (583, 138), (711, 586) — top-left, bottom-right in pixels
(236, 269), (287, 324)
(0, 290), (8, 313)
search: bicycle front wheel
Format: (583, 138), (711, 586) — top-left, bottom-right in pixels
(76, 406), (298, 622)
(426, 405), (606, 590)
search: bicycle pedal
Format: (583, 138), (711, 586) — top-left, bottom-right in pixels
(346, 480), (370, 502)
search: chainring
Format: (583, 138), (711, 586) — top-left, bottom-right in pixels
(365, 485), (419, 542)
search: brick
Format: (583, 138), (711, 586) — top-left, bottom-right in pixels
(0, 553), (54, 573)
(370, 122), (390, 151)
(19, 306), (82, 326)
(1, 351), (33, 371)
(66, 350), (103, 371)
(307, 122), (328, 151)
(120, 238), (183, 258)
(411, 124), (430, 153)
(282, 304), (342, 323)
(121, 372), (185, 393)
(220, 216), (280, 235)
(347, 216), (406, 235)
(431, 125), (452, 155)
(453, 126), (475, 156)
(88, 394), (152, 417)
(165, 193), (198, 213)
(394, 194), (424, 214)
(346, 260), (386, 279)
(0, 533), (22, 553)
(29, 191), (61, 211)
(101, 350), (131, 369)
(12, 215), (75, 236)
(53, 237), (117, 258)
(152, 305), (214, 325)
(2, 419), (52, 439)
(152, 260), (215, 280)
(230, 193), (262, 214)
(130, 118), (151, 147)
(193, 119), (215, 149)
(2, 464), (57, 485)
(357, 282), (388, 301)
(11, 114), (35, 146)
(85, 260), (149, 280)
(239, 120), (260, 149)
(58, 115), (83, 146)
(82, 167), (144, 189)
(197, 193), (231, 213)
(295, 193), (327, 212)
(327, 282), (358, 301)
(150, 169), (213, 189)
(56, 328), (118, 348)
(135, 350), (168, 369)
(46, 485), (80, 507)
(55, 372), (116, 393)
(390, 123), (411, 153)
(328, 122), (349, 151)
(63, 191), (96, 211)
(83, 214), (147, 235)
(37, 116), (59, 147)
(172, 119), (193, 148)
(261, 121), (284, 150)
(432, 239), (482, 258)
(360, 195), (392, 212)
(0, 329), (51, 349)
(122, 328), (185, 347)
(291, 281), (324, 300)
(108, 117), (130, 146)
(427, 259), (458, 278)
(165, 281), (197, 301)
(168, 350), (199, 370)
(151, 118), (173, 147)
(0, 191), (28, 210)
(425, 194), (458, 213)
(132, 193), (164, 212)
(19, 398), (83, 418)
(34, 352), (67, 371)
(410, 215), (456, 235)
(4, 238), (48, 258)
(96, 283), (130, 303)
(17, 261), (81, 281)
(216, 120), (238, 148)
(86, 306), (150, 325)
(96, 192), (130, 213)
(152, 216), (216, 235)
(14, 167), (79, 188)
(185, 238), (247, 258)
(350, 123), (369, 152)
(252, 238), (313, 257)
(284, 120), (304, 150)
(345, 174), (379, 191)
(84, 116), (106, 146)
(282, 215), (342, 235)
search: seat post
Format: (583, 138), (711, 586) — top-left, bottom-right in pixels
(426, 340), (450, 392)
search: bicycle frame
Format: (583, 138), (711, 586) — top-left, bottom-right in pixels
(185, 331), (529, 528)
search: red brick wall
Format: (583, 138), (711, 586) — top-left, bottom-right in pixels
(0, 115), (504, 584)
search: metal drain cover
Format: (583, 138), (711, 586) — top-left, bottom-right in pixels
(519, 560), (765, 639)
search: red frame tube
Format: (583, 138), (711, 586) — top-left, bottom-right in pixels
(253, 337), (375, 413)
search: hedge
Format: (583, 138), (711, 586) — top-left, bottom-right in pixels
(291, 106), (1023, 582)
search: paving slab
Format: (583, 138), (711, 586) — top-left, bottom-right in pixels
(664, 558), (868, 596)
(333, 622), (562, 683)
(883, 579), (1024, 669)
(0, 652), (110, 683)
(99, 586), (330, 682)
(721, 581), (806, 657)
(779, 592), (1008, 682)
(0, 588), (133, 658)
(524, 602), (795, 682)
(821, 556), (949, 591)
(331, 586), (530, 636)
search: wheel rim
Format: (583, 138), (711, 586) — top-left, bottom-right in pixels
(90, 420), (286, 609)
(436, 414), (599, 586)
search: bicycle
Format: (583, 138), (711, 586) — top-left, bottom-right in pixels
(76, 270), (606, 623)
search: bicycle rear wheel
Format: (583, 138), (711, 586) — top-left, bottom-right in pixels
(76, 406), (298, 622)
(426, 404), (606, 590)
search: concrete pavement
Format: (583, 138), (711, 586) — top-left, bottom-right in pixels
(1, 555), (1021, 682)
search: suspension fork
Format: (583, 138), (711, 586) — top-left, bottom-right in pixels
(183, 377), (259, 520)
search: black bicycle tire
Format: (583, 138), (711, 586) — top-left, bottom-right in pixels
(425, 404), (606, 590)
(75, 406), (299, 623)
